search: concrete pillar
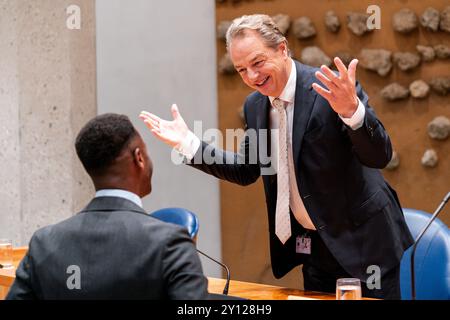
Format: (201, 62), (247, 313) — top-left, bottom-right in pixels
(0, 0), (96, 246)
(0, 0), (21, 246)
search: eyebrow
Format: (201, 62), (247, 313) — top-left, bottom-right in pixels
(234, 54), (265, 70)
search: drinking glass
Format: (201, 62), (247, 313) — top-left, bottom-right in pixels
(336, 278), (362, 300)
(0, 239), (14, 269)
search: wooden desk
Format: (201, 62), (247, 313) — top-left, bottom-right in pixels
(0, 247), (27, 299)
(208, 278), (377, 300)
(208, 277), (338, 300)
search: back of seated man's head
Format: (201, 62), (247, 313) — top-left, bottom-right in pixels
(75, 113), (153, 198)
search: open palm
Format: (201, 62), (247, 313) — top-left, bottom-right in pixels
(139, 104), (189, 148)
(312, 57), (359, 118)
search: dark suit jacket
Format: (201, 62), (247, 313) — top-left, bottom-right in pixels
(6, 196), (208, 300)
(189, 60), (414, 280)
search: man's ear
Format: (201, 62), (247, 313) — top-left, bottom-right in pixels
(133, 148), (145, 169)
(278, 41), (288, 57)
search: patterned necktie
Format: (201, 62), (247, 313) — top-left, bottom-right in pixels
(273, 98), (291, 244)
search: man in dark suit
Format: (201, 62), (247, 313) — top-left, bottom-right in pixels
(7, 113), (208, 300)
(139, 14), (413, 299)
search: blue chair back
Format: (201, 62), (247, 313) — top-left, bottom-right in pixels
(400, 208), (450, 300)
(150, 207), (199, 239)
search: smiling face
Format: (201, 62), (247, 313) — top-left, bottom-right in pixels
(229, 30), (291, 97)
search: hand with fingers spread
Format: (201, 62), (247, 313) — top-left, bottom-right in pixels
(312, 57), (359, 119)
(139, 104), (189, 148)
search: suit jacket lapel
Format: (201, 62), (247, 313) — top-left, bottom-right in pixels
(255, 95), (270, 132)
(292, 61), (317, 169)
(255, 95), (272, 158)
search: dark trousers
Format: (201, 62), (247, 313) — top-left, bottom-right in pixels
(301, 230), (401, 300)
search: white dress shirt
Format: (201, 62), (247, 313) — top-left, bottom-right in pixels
(95, 189), (143, 208)
(176, 58), (366, 230)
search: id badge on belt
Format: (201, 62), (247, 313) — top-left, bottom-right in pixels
(296, 233), (311, 255)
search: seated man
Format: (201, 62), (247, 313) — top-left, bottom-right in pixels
(7, 113), (208, 300)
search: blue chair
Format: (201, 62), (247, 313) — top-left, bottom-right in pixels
(150, 207), (199, 239)
(400, 208), (450, 300)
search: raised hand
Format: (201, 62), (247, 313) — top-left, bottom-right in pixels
(312, 57), (359, 118)
(139, 104), (189, 148)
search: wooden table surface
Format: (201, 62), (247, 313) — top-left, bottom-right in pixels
(207, 277), (341, 300)
(0, 247), (26, 299)
(0, 267), (16, 287)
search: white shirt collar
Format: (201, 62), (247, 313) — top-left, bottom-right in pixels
(95, 189), (143, 208)
(269, 59), (296, 105)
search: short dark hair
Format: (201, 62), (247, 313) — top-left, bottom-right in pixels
(75, 113), (138, 174)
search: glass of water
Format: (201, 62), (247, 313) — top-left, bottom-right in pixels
(0, 239), (14, 269)
(336, 278), (362, 300)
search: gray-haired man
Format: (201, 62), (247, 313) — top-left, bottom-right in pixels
(140, 14), (413, 299)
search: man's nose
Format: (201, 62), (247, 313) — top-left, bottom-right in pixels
(247, 68), (259, 81)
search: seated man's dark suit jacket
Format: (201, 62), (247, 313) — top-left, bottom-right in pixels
(6, 196), (208, 300)
(189, 60), (414, 281)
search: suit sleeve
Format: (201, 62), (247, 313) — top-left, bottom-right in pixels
(344, 81), (393, 169)
(187, 100), (261, 186)
(162, 228), (209, 300)
(5, 252), (37, 300)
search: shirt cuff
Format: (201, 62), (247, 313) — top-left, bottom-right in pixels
(339, 98), (366, 130)
(175, 130), (201, 161)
